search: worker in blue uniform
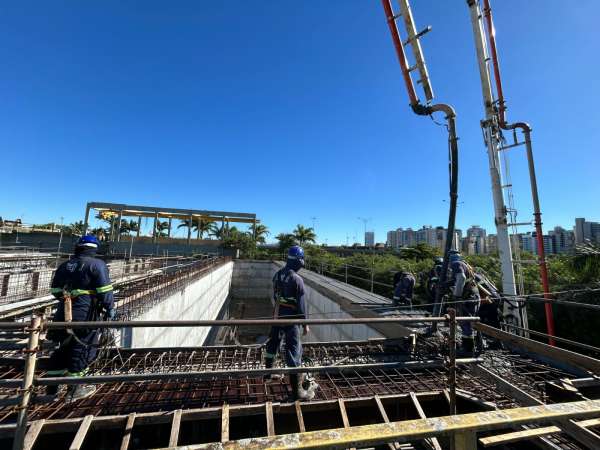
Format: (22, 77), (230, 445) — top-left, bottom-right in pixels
(264, 245), (316, 400)
(426, 257), (444, 302)
(46, 235), (115, 401)
(448, 251), (480, 354)
(392, 271), (415, 308)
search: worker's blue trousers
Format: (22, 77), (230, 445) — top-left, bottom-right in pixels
(265, 325), (302, 367)
(47, 299), (100, 374)
(459, 298), (480, 338)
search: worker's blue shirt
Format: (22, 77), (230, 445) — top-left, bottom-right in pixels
(450, 260), (479, 300)
(393, 274), (415, 299)
(273, 266), (306, 319)
(50, 249), (114, 314)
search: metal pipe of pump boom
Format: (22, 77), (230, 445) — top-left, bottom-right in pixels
(380, 0), (459, 321)
(482, 0), (555, 344)
(382, 0), (419, 107)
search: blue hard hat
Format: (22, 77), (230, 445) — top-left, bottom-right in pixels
(288, 245), (305, 260)
(449, 251), (461, 263)
(76, 235), (100, 249)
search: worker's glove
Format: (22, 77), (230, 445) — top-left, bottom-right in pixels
(303, 325), (309, 336)
(106, 308), (117, 321)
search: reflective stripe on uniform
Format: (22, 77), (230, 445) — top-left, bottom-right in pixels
(95, 284), (113, 294)
(70, 289), (95, 297)
(50, 288), (64, 294)
(46, 369), (68, 376)
(67, 368), (89, 377)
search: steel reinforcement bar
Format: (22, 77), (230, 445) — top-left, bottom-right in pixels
(0, 316), (480, 330)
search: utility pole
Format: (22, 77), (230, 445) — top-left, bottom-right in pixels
(55, 216), (64, 268)
(310, 216), (317, 243)
(358, 217), (370, 246)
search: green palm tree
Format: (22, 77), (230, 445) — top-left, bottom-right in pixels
(196, 219), (214, 239)
(210, 222), (230, 240)
(178, 218), (214, 239)
(293, 224), (316, 246)
(276, 233), (297, 253)
(251, 223), (270, 244)
(66, 221), (85, 236)
(156, 220), (170, 237)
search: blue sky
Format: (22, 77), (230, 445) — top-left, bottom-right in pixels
(1, 1), (598, 244)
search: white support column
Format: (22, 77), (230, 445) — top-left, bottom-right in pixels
(467, 0), (517, 298)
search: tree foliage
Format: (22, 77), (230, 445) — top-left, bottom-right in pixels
(293, 225), (316, 246)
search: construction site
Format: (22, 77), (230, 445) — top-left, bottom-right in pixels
(1, 1), (599, 449)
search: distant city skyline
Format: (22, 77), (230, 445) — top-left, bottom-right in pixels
(384, 217), (600, 256)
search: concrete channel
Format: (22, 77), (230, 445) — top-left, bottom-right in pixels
(121, 260), (414, 349)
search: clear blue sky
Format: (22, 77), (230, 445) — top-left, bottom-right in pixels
(1, 1), (598, 244)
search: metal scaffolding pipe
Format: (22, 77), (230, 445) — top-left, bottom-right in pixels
(0, 316), (480, 331)
(0, 359), (482, 389)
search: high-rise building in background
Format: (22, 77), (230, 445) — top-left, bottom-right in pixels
(385, 220), (585, 255)
(549, 226), (575, 253)
(574, 218), (600, 244)
(486, 234), (497, 254)
(365, 231), (375, 247)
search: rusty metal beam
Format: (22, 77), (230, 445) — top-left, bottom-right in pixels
(185, 400), (600, 449)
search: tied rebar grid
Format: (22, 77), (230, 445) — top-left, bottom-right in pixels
(2, 341), (570, 423)
(0, 257), (181, 306)
(115, 257), (229, 320)
(481, 349), (576, 402)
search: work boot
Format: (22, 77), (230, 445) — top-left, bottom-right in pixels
(297, 374), (319, 401)
(44, 369), (67, 397)
(65, 384), (96, 403)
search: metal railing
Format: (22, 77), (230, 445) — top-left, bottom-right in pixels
(305, 257), (396, 296)
(2, 311), (470, 450)
(0, 256), (203, 306)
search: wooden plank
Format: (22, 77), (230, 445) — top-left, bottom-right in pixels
(119, 413), (136, 450)
(168, 409), (182, 447)
(338, 399), (350, 428)
(556, 419), (600, 449)
(469, 364), (540, 407)
(23, 419), (45, 450)
(265, 402), (275, 437)
(69, 415), (93, 450)
(295, 401), (306, 433)
(337, 399), (355, 450)
(475, 323), (600, 374)
(409, 392), (442, 450)
(480, 426), (562, 447)
(221, 404), (229, 443)
(374, 396), (401, 450)
(480, 418), (600, 447)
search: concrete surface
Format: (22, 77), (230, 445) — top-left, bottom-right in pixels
(125, 261), (233, 347)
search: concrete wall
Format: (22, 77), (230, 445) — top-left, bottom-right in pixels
(304, 284), (382, 342)
(231, 260), (275, 299)
(124, 261), (233, 347)
(228, 260), (385, 343)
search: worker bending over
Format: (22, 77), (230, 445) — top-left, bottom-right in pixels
(264, 245), (317, 400)
(393, 271), (415, 308)
(426, 257), (444, 302)
(448, 251), (480, 354)
(46, 235), (115, 401)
